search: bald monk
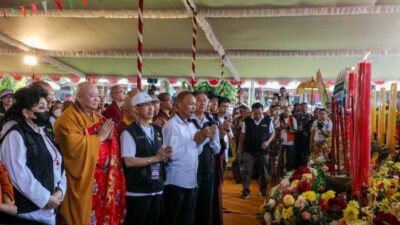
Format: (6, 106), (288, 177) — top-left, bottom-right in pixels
(55, 82), (125, 225)
(32, 81), (57, 126)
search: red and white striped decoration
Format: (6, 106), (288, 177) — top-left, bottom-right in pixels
(190, 12), (197, 88)
(136, 0), (144, 91)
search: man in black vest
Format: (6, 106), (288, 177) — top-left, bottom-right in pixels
(238, 103), (275, 199)
(120, 92), (172, 225)
(191, 92), (220, 225)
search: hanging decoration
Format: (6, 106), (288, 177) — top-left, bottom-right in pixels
(20, 6), (27, 18)
(70, 75), (80, 83)
(229, 79), (241, 86)
(207, 79), (220, 87)
(316, 70), (330, 107)
(374, 80), (385, 85)
(127, 77), (137, 84)
(55, 0), (63, 11)
(2, 8), (7, 21)
(50, 76), (61, 82)
(41, 1), (48, 14)
(82, 0), (88, 6)
(31, 3), (39, 16)
(67, 0), (74, 9)
(256, 79), (267, 86)
(168, 78), (178, 85)
(136, 0), (144, 91)
(12, 73), (22, 81)
(32, 74), (41, 81)
(190, 11), (198, 89)
(109, 77), (118, 84)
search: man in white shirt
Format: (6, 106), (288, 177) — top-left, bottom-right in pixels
(162, 91), (213, 225)
(120, 92), (172, 225)
(191, 92), (220, 225)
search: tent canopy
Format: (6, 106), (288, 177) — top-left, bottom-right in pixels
(1, 0), (400, 81)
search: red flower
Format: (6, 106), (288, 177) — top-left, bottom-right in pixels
(290, 166), (311, 182)
(373, 212), (400, 225)
(297, 181), (312, 193)
(327, 197), (346, 213)
(282, 188), (292, 196)
(319, 199), (329, 211)
(378, 182), (385, 189)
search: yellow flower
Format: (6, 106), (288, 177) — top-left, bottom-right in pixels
(343, 205), (359, 221)
(290, 180), (299, 189)
(383, 179), (392, 189)
(282, 207), (293, 220)
(394, 162), (400, 171)
(347, 200), (360, 209)
(301, 191), (317, 202)
(301, 173), (313, 181)
(283, 194), (295, 207)
(321, 190), (336, 202)
(391, 193), (400, 201)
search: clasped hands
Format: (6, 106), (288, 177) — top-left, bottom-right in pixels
(194, 124), (218, 144)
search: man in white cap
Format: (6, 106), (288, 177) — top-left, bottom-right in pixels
(120, 92), (172, 225)
(0, 89), (14, 129)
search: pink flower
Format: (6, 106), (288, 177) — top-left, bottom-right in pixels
(301, 211), (311, 220)
(321, 165), (329, 172)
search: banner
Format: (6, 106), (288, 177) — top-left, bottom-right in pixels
(316, 69), (330, 107)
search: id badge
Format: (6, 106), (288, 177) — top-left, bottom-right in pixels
(151, 164), (160, 180)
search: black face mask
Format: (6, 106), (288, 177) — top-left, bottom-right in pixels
(32, 111), (50, 127)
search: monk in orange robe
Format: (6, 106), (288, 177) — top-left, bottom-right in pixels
(54, 82), (125, 225)
(0, 161), (17, 215)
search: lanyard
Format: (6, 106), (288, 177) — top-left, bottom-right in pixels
(138, 122), (154, 144)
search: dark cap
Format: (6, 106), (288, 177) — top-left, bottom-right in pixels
(0, 89), (14, 98)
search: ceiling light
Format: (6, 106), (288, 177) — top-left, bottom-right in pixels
(24, 55), (38, 66)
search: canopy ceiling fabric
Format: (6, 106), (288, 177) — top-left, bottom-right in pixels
(1, 0), (400, 80)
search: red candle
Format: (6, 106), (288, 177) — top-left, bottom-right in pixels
(353, 61), (371, 194)
(347, 70), (357, 189)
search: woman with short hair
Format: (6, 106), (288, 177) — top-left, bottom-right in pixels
(0, 85), (66, 225)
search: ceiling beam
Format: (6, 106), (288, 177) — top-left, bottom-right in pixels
(2, 48), (400, 58)
(0, 33), (86, 77)
(5, 5), (400, 19)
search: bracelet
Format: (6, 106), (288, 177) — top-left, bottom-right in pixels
(148, 157), (151, 165)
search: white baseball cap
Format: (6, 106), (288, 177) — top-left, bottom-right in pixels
(132, 92), (159, 106)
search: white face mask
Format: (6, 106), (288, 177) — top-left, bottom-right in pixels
(53, 109), (62, 117)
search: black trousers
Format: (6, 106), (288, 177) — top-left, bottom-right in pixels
(194, 172), (213, 225)
(163, 185), (197, 225)
(124, 195), (162, 225)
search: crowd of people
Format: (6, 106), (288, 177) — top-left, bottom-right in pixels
(0, 82), (332, 225)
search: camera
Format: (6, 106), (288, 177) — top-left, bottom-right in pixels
(317, 121), (324, 129)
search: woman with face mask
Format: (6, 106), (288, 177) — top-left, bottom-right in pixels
(0, 85), (66, 225)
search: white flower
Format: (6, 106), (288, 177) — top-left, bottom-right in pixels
(264, 212), (272, 225)
(294, 196), (306, 209)
(311, 168), (318, 177)
(329, 220), (340, 225)
(316, 155), (326, 164)
(267, 199), (276, 208)
(274, 207), (281, 223)
(280, 178), (290, 187)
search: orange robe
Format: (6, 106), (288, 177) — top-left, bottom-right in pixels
(0, 161), (14, 203)
(54, 105), (101, 225)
